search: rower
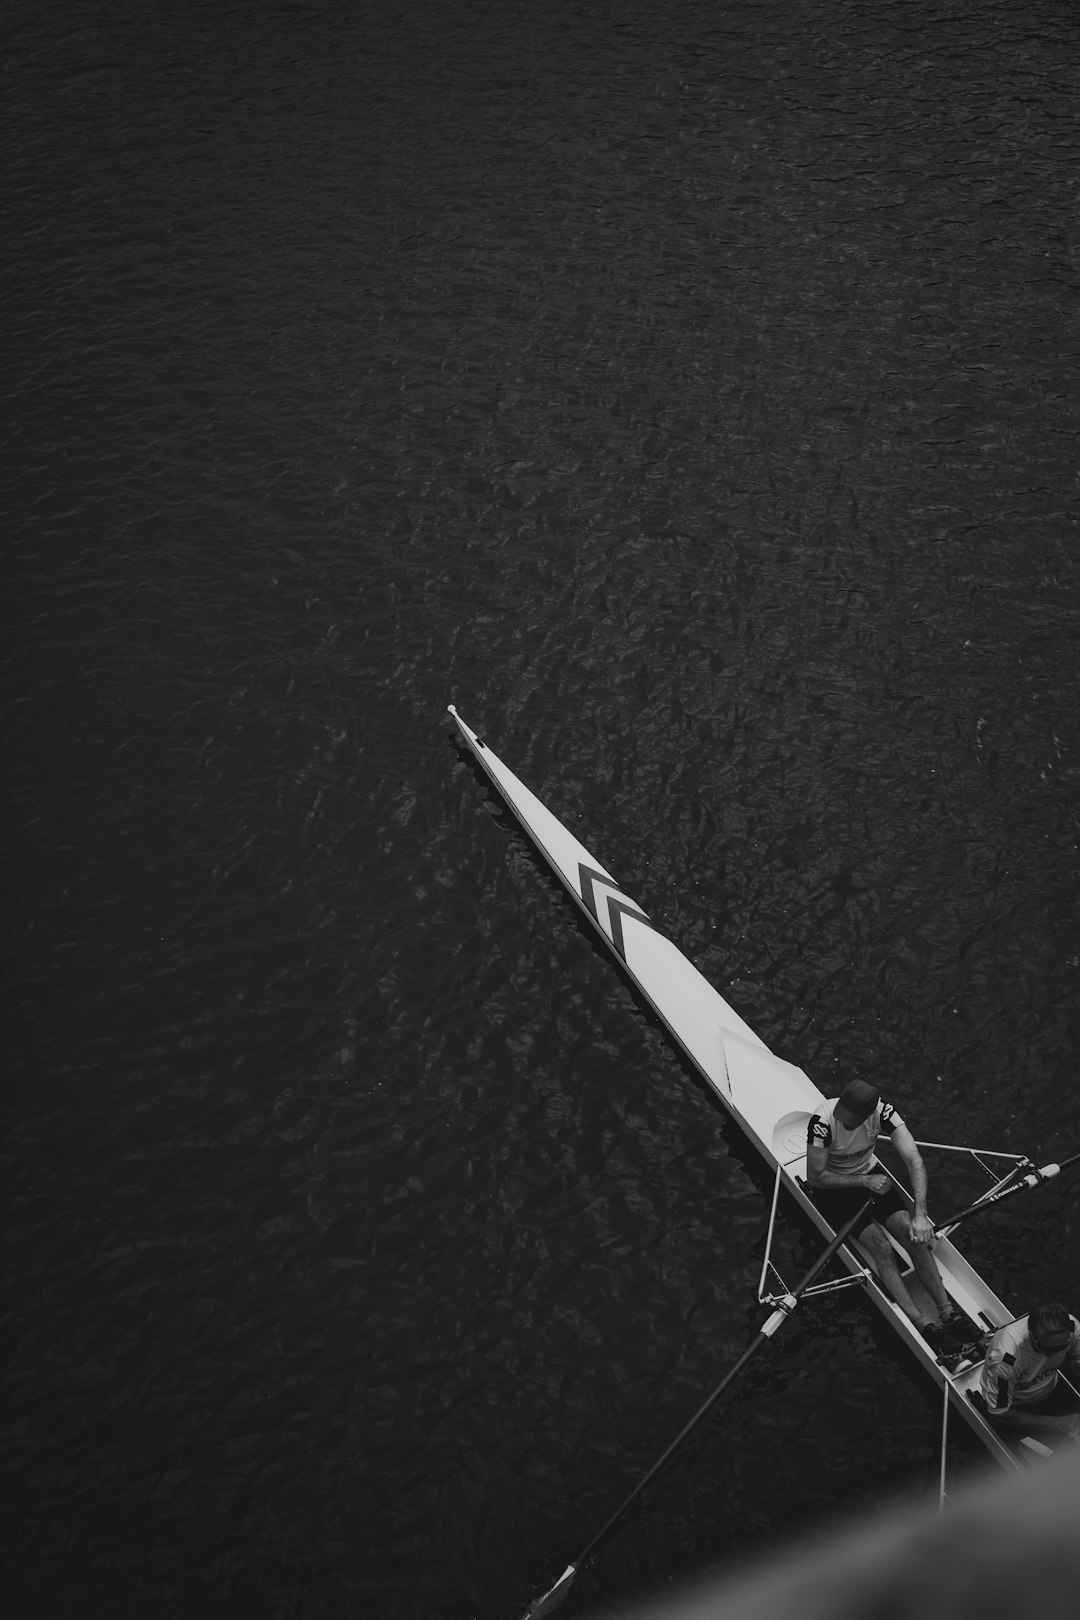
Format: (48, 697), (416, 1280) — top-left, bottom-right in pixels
(805, 1079), (967, 1352)
(972, 1302), (1080, 1440)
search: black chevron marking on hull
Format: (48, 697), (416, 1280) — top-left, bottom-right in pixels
(578, 864), (654, 960)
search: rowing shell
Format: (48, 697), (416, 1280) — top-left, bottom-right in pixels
(449, 706), (1058, 1472)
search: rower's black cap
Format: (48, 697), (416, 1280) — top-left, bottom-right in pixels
(838, 1080), (879, 1118)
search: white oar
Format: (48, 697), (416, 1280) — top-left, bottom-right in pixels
(934, 1148), (1080, 1236)
(518, 1200), (872, 1620)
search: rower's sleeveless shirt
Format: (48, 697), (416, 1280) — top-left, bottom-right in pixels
(806, 1099), (901, 1177)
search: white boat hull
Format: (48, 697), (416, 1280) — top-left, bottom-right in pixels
(449, 707), (1053, 1472)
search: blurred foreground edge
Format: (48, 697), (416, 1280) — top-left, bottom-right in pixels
(600, 1445), (1080, 1620)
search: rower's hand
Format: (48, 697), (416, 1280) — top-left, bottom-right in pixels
(908, 1211), (936, 1247)
(864, 1173), (890, 1195)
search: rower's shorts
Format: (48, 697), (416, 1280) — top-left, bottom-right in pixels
(807, 1181), (907, 1237)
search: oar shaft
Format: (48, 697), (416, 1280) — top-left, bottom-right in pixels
(935, 1149), (1080, 1235)
(786, 1200), (875, 1298)
(573, 1332), (761, 1569)
(570, 1200), (871, 1571)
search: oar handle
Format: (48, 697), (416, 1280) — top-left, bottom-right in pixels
(571, 1199), (872, 1571)
(934, 1148), (1080, 1236)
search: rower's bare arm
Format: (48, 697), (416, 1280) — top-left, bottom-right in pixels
(806, 1142), (834, 1184)
(806, 1143), (887, 1191)
(889, 1121), (936, 1244)
(890, 1122), (930, 1214)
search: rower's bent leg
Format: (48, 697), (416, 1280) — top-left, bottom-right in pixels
(885, 1210), (950, 1317)
(859, 1223), (930, 1327)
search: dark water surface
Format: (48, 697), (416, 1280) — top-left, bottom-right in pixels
(5, 1), (1080, 1616)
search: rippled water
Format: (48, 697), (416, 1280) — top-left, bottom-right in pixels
(5, 2), (1080, 1616)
